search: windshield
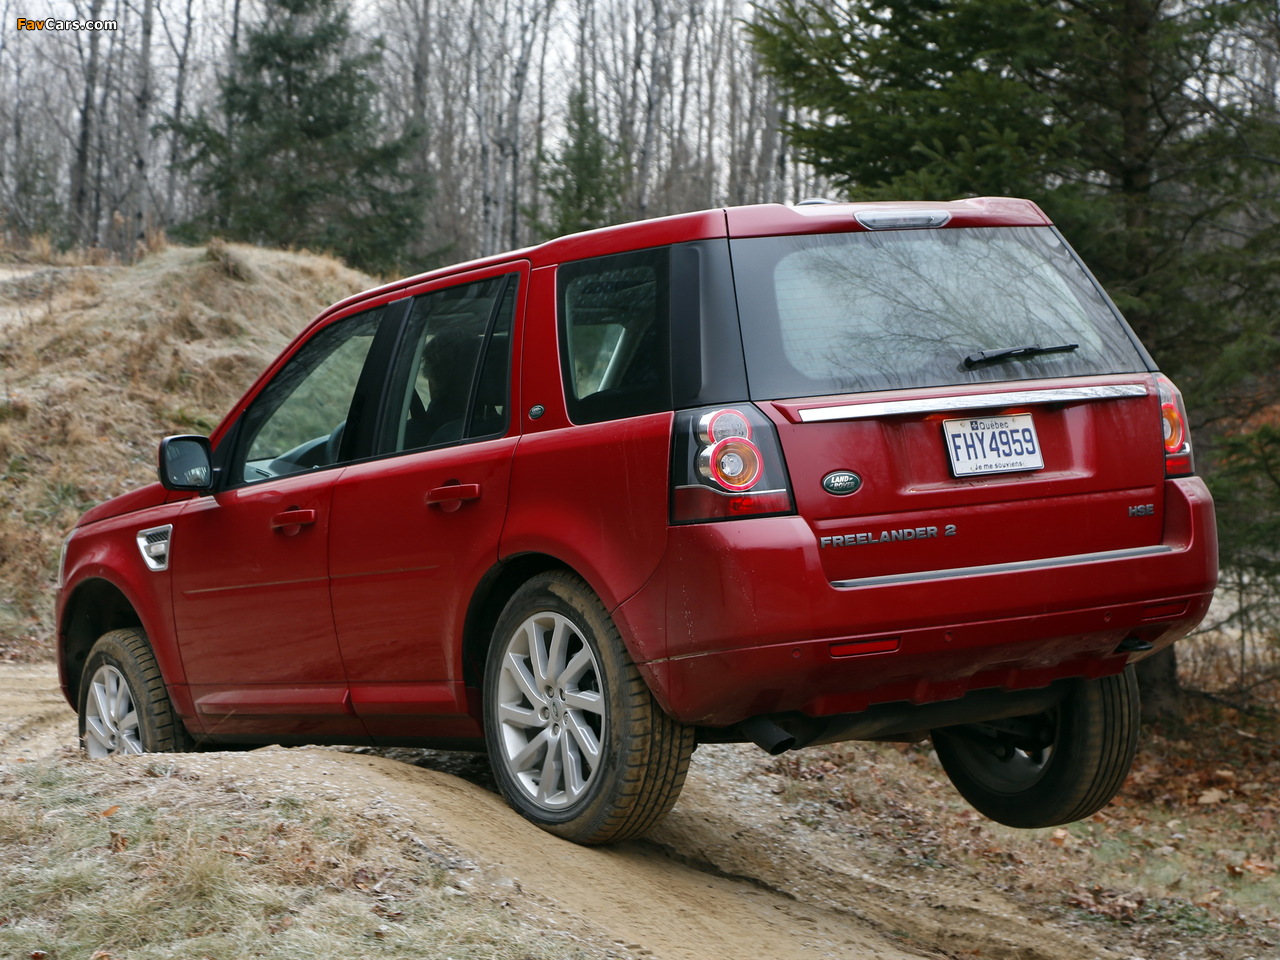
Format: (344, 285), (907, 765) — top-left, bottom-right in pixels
(730, 226), (1149, 399)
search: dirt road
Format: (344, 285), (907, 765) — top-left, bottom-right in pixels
(0, 662), (1123, 960)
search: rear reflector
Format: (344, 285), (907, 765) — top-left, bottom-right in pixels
(831, 637), (901, 657)
(671, 486), (792, 523)
(1141, 600), (1190, 621)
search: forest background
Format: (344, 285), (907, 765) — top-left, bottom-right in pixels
(2, 0), (1280, 711)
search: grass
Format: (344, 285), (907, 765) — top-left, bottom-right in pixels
(0, 755), (604, 960)
(0, 241), (376, 660)
(23, 481), (92, 525)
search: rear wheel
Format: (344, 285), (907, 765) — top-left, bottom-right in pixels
(78, 628), (192, 757)
(930, 667), (1140, 828)
(483, 571), (694, 844)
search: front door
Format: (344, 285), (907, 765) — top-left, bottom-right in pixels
(170, 304), (396, 741)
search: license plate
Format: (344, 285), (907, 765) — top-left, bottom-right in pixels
(942, 414), (1044, 477)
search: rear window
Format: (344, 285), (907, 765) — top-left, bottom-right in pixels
(730, 226), (1148, 399)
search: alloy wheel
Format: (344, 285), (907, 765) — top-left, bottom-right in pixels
(493, 611), (606, 810)
(83, 663), (145, 758)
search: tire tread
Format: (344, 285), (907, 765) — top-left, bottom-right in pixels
(80, 627), (193, 754)
(484, 570), (694, 845)
(932, 667), (1140, 828)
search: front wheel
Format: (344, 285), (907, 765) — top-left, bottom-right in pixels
(78, 628), (193, 758)
(483, 571), (694, 844)
(930, 667), (1140, 828)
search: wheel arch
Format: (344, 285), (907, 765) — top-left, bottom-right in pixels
(460, 553), (571, 691)
(59, 577), (147, 707)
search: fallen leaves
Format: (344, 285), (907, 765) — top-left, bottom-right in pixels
(1196, 787), (1229, 805)
(1216, 850), (1278, 879)
(1067, 884), (1145, 923)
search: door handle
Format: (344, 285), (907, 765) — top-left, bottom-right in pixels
(426, 483), (481, 512)
(270, 508), (317, 535)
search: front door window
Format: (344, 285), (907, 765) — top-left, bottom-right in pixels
(236, 307), (386, 483)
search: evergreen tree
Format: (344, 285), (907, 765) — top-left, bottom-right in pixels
(749, 0), (1280, 714)
(174, 0), (425, 274)
(747, 0), (1280, 401)
(1214, 424), (1280, 637)
(535, 89), (624, 240)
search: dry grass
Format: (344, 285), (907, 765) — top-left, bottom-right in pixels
(0, 242), (375, 657)
(0, 753), (606, 960)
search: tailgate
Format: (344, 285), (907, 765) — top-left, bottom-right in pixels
(768, 376), (1165, 586)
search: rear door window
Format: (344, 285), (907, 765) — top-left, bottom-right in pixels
(382, 273), (518, 453)
(730, 226), (1149, 399)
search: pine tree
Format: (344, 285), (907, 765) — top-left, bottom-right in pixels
(174, 0), (425, 273)
(748, 0), (1280, 395)
(535, 89), (624, 240)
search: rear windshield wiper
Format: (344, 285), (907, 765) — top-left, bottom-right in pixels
(963, 342), (1079, 369)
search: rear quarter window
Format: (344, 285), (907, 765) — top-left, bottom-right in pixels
(731, 226), (1149, 399)
(558, 248), (671, 424)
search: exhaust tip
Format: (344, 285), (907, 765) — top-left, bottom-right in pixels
(740, 716), (796, 756)
(1115, 636), (1154, 654)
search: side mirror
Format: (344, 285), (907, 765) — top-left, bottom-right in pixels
(158, 435), (214, 492)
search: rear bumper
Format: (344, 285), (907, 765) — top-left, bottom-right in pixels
(619, 477), (1217, 726)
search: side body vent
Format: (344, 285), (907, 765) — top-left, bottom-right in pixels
(136, 525), (173, 572)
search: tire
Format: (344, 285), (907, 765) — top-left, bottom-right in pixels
(930, 667), (1140, 828)
(483, 571), (694, 845)
(78, 628), (193, 758)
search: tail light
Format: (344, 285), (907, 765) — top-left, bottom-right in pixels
(698, 438), (763, 490)
(1156, 374), (1194, 477)
(671, 405), (794, 523)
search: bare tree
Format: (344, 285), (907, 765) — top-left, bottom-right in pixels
(3, 0), (828, 260)
(157, 0), (198, 227)
(68, 0), (106, 246)
(121, 0), (157, 262)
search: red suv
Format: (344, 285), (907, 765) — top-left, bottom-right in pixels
(57, 199), (1217, 844)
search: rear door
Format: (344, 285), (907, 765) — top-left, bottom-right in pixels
(328, 266), (525, 740)
(728, 224), (1164, 594)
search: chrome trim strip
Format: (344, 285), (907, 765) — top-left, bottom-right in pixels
(831, 544), (1174, 590)
(797, 384), (1149, 422)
